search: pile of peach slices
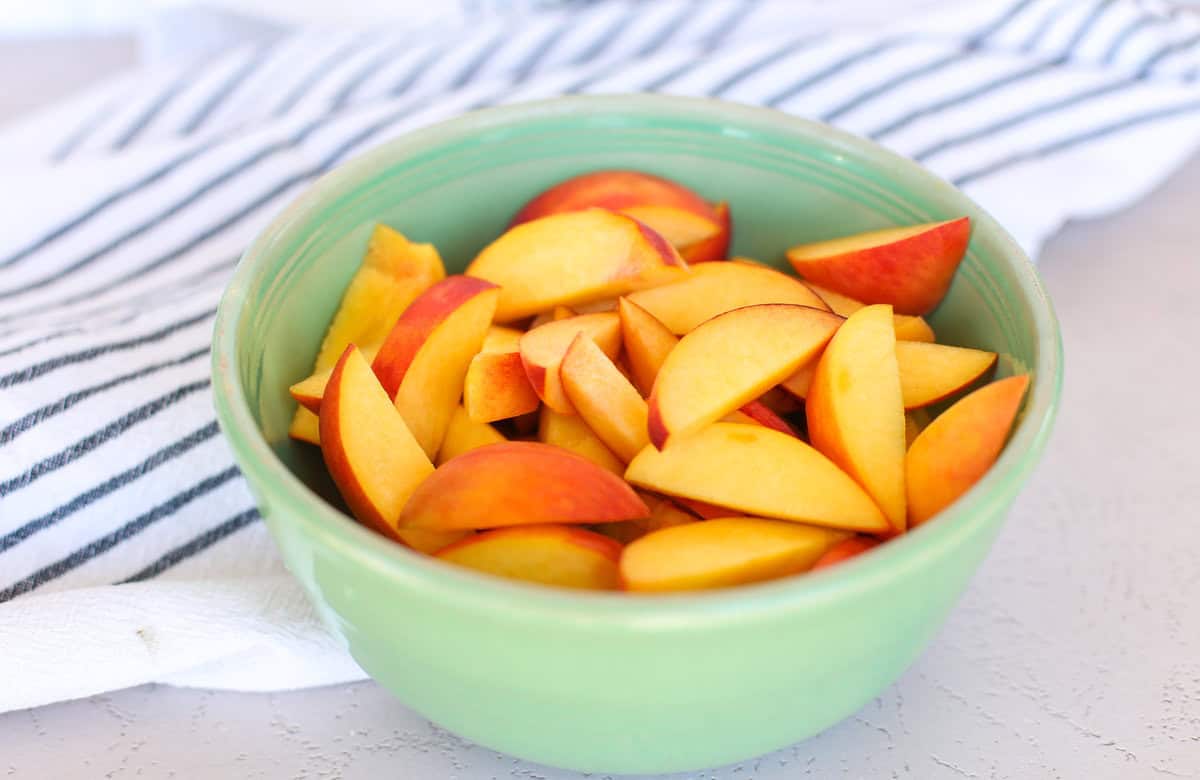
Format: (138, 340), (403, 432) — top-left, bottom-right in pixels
(288, 170), (1028, 593)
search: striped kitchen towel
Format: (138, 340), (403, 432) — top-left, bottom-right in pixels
(1, 0), (1198, 713)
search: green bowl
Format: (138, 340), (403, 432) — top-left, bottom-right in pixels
(212, 95), (1061, 774)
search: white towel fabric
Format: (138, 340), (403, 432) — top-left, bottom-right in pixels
(1, 0), (1198, 714)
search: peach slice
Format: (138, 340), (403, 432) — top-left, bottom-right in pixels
(371, 276), (499, 457)
(807, 304), (907, 534)
(893, 315), (937, 343)
(288, 406), (321, 446)
(466, 209), (683, 322)
(437, 405), (506, 465)
(289, 342), (382, 414)
(805, 281), (935, 342)
(437, 525), (622, 590)
(311, 225), (446, 372)
(680, 201), (731, 263)
(511, 169), (717, 226)
(320, 345), (434, 542)
(782, 341), (996, 408)
(538, 407), (624, 475)
(401, 442), (649, 531)
(811, 536), (880, 570)
(897, 341), (997, 409)
(463, 352), (539, 423)
(647, 304), (842, 448)
(622, 205), (721, 248)
(289, 370), (330, 415)
(906, 375), (1029, 526)
(464, 326), (540, 423)
(627, 261), (829, 334)
(620, 517), (849, 592)
(618, 297), (678, 397)
(560, 334), (650, 463)
(519, 312), (621, 414)
(787, 218), (971, 315)
(625, 423), (889, 533)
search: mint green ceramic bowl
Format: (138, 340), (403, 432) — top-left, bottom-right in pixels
(212, 95), (1061, 774)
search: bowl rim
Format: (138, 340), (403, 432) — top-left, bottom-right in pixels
(211, 94), (1063, 623)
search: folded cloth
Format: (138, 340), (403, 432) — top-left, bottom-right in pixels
(1, 0), (1198, 714)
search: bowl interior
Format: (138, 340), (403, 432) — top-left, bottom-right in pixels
(227, 97), (1055, 521)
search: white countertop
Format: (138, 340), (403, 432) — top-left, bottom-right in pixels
(2, 35), (1199, 780)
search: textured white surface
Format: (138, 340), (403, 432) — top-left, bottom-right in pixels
(2, 146), (1198, 780)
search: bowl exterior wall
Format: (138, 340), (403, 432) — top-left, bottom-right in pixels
(213, 96), (1061, 774)
(264, 495), (1012, 773)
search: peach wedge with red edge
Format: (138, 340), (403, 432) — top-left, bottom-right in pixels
(289, 369), (330, 415)
(289, 342), (382, 414)
(787, 217), (971, 316)
(804, 281), (935, 342)
(520, 312), (621, 414)
(437, 405), (506, 465)
(538, 406), (624, 475)
(464, 327), (540, 423)
(647, 304), (842, 448)
(371, 276), (499, 458)
(618, 297), (678, 397)
(627, 261), (829, 335)
(781, 341), (996, 408)
(811, 536), (880, 570)
(906, 374), (1029, 526)
(625, 423), (889, 534)
(896, 341), (997, 410)
(319, 345), (434, 541)
(807, 304), (907, 534)
(466, 209), (684, 323)
(620, 517), (850, 593)
(312, 224), (446, 372)
(511, 169), (717, 225)
(680, 201), (731, 263)
(436, 525), (622, 591)
(401, 441), (649, 531)
(560, 333), (650, 463)
(288, 406), (321, 445)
